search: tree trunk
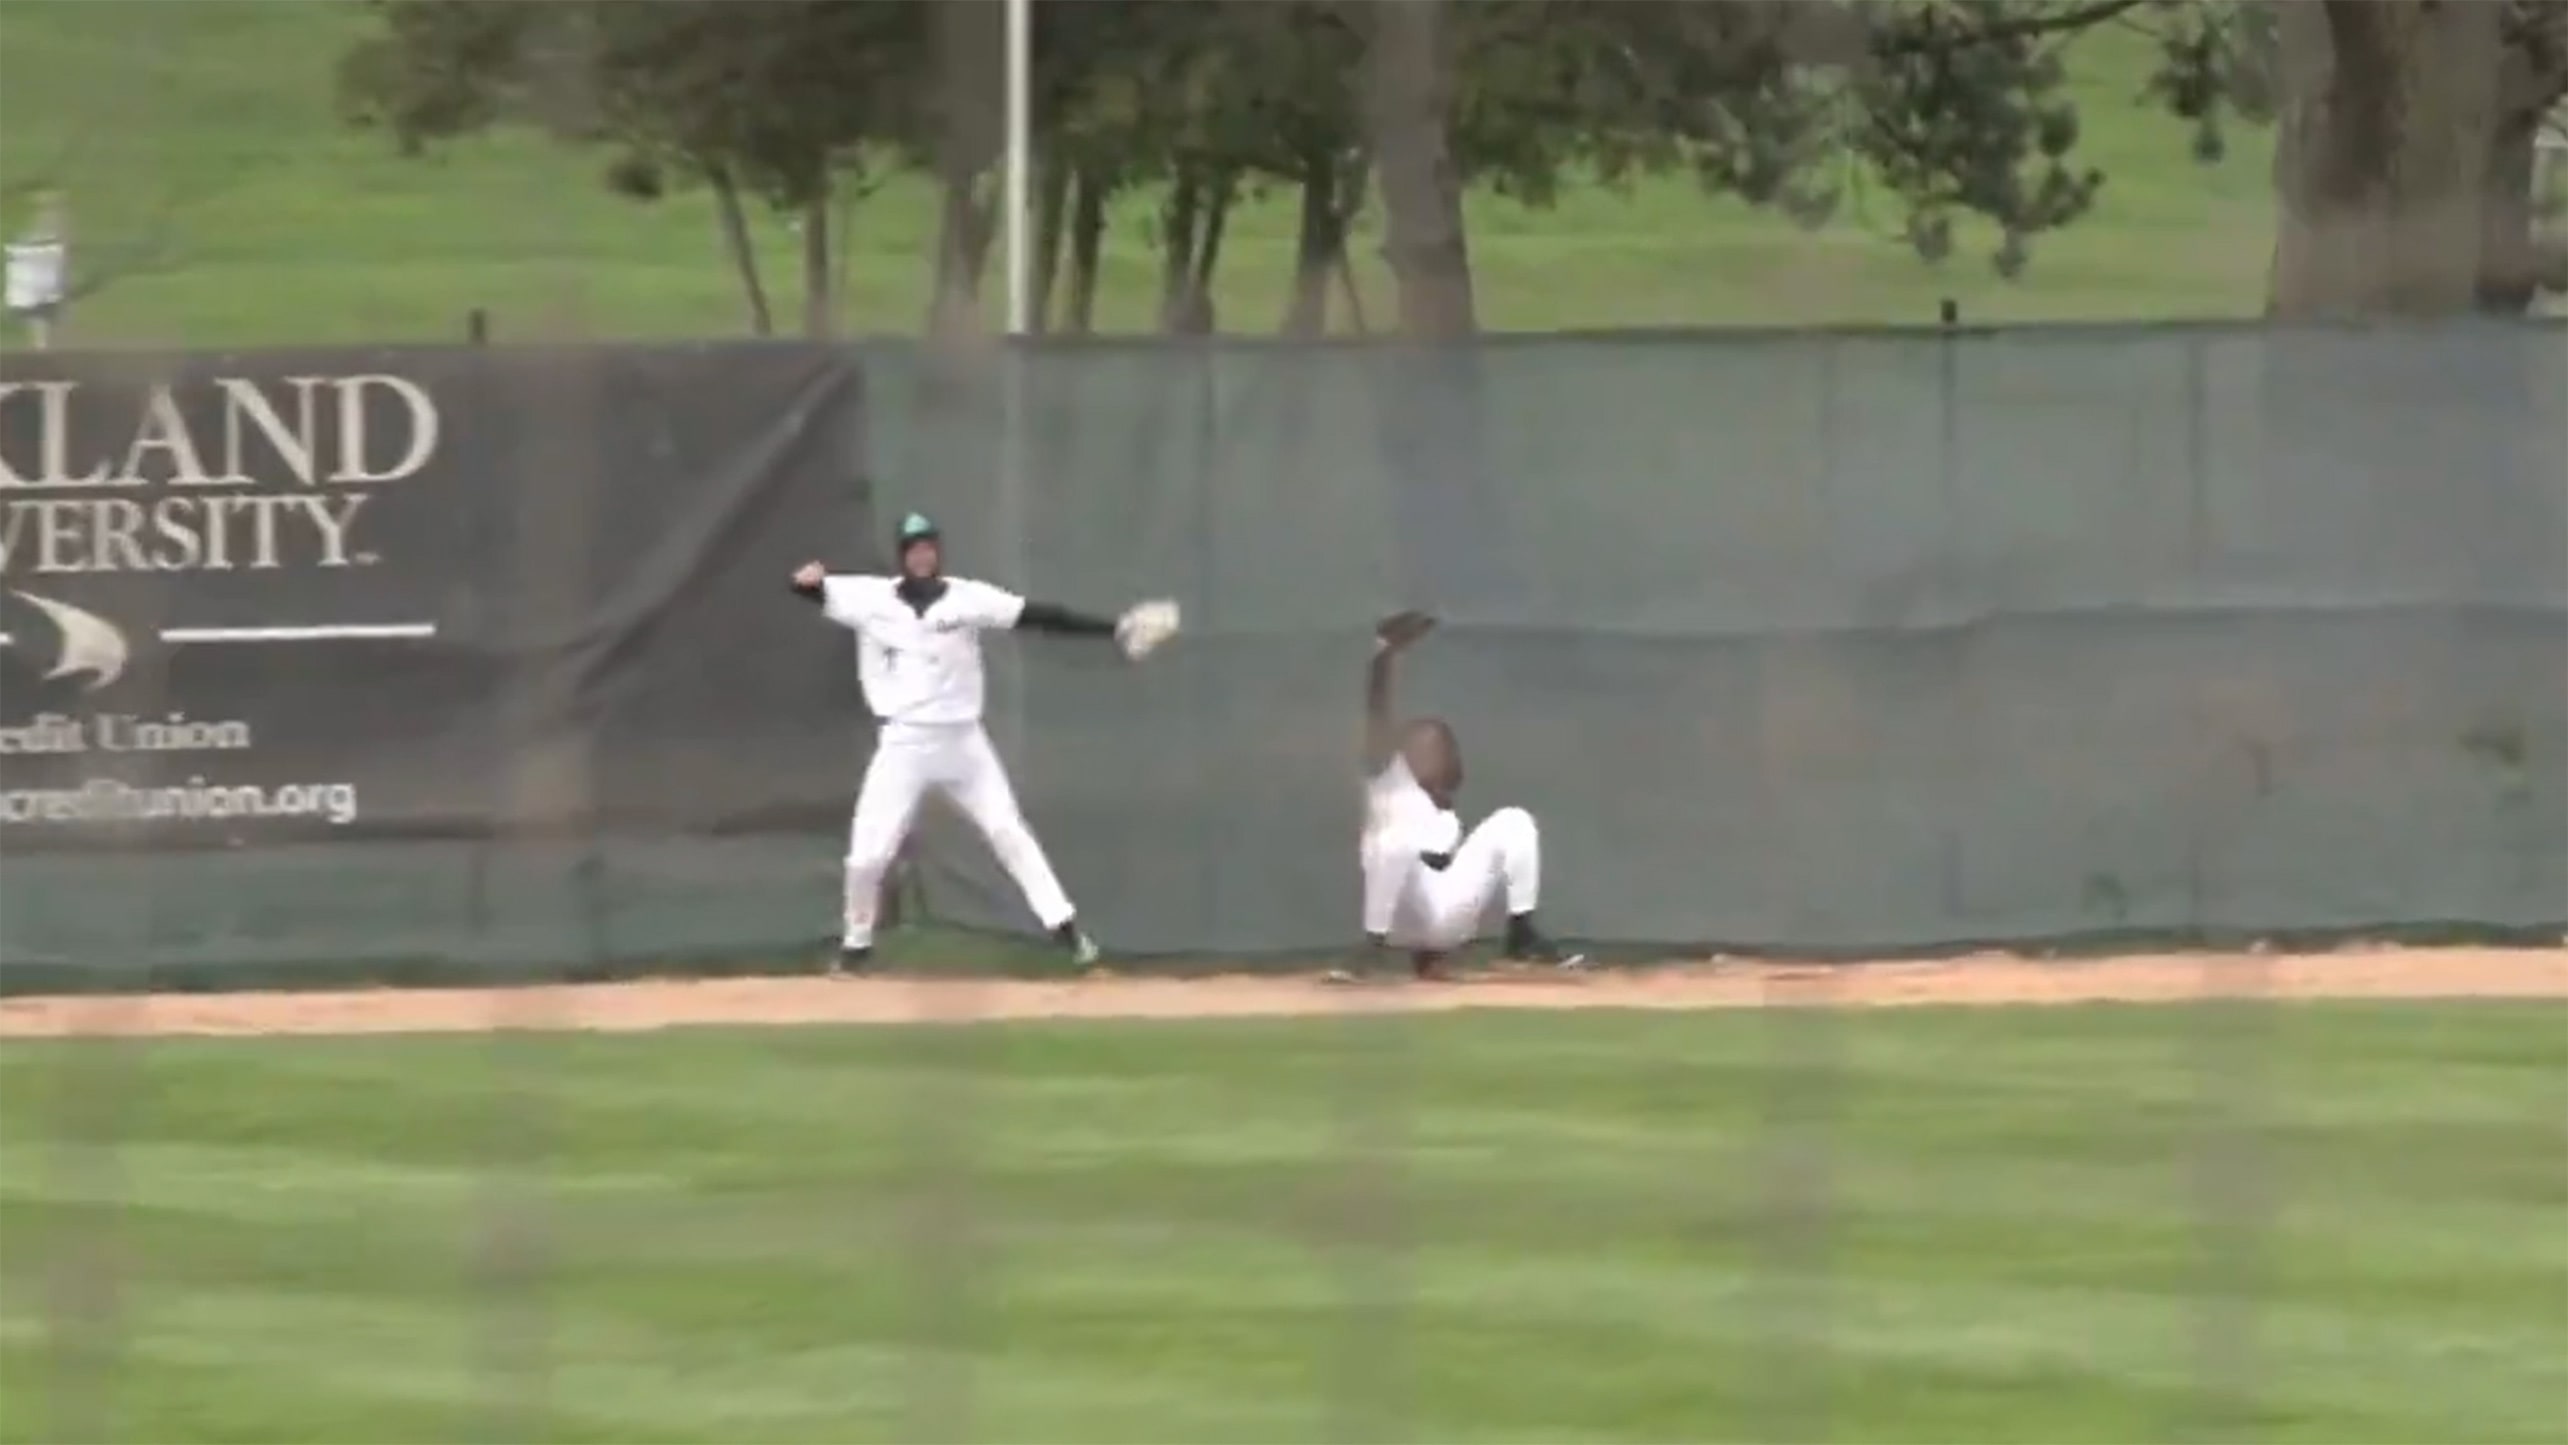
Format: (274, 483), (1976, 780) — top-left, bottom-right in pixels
(1173, 171), (1232, 335)
(1158, 168), (1201, 327)
(2476, 0), (2568, 312)
(2476, 110), (2544, 313)
(963, 181), (998, 284)
(1031, 149), (1073, 336)
(1334, 154), (1375, 335)
(1066, 165), (1107, 335)
(925, 0), (1003, 342)
(1194, 174), (1234, 293)
(708, 165), (774, 337)
(1283, 146), (1340, 337)
(799, 185), (833, 339)
(1335, 246), (1371, 335)
(832, 174), (858, 330)
(1364, 0), (1476, 338)
(928, 175), (995, 338)
(2267, 0), (2508, 318)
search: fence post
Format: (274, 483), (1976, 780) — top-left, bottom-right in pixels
(1935, 299), (1961, 575)
(2184, 331), (2211, 572)
(1190, 344), (1220, 955)
(2182, 331), (2213, 937)
(1933, 298), (1966, 927)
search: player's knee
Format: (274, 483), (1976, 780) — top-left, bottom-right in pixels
(844, 839), (900, 877)
(1487, 805), (1538, 851)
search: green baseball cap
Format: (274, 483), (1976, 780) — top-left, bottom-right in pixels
(897, 511), (939, 544)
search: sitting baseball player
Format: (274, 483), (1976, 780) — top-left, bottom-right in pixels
(1348, 609), (1581, 981)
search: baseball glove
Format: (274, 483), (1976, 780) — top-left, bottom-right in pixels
(1375, 609), (1438, 652)
(1116, 598), (1182, 660)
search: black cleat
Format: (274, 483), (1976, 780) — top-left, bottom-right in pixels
(1324, 934), (1403, 985)
(1052, 921), (1101, 968)
(1504, 914), (1587, 970)
(829, 946), (872, 977)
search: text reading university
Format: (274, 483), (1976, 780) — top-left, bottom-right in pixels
(0, 375), (439, 576)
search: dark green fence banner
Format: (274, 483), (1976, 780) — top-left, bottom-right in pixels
(0, 343), (876, 983)
(2, 323), (2561, 986)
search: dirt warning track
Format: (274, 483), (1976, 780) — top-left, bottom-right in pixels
(2, 948), (2561, 1039)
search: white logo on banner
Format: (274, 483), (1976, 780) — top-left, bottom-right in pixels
(9, 590), (127, 690)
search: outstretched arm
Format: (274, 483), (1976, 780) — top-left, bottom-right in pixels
(967, 582), (1181, 659)
(936, 579), (1113, 637)
(1365, 610), (1436, 772)
(1014, 600), (1116, 636)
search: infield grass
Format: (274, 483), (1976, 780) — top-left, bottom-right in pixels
(0, 0), (2275, 345)
(1, 1000), (2561, 1443)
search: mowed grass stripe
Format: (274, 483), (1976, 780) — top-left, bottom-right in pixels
(1, 1003), (2559, 1442)
(3, 1200), (2519, 1443)
(13, 1126), (2549, 1338)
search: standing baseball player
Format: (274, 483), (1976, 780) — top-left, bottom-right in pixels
(793, 511), (1179, 972)
(1351, 609), (1580, 981)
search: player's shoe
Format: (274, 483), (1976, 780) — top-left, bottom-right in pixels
(1410, 950), (1453, 982)
(1322, 964), (1403, 986)
(1053, 921), (1101, 968)
(1504, 915), (1587, 971)
(1323, 936), (1403, 985)
(829, 946), (872, 977)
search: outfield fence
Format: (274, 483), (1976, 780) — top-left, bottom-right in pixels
(1, 321), (2563, 987)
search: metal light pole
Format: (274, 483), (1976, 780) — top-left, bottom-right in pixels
(1003, 0), (1033, 338)
(996, 0), (1035, 778)
(2537, 125), (2568, 319)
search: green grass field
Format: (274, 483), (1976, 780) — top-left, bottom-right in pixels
(3, 1001), (2561, 1443)
(0, 0), (2280, 346)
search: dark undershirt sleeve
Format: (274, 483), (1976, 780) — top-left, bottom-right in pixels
(1017, 600), (1115, 636)
(791, 578), (825, 605)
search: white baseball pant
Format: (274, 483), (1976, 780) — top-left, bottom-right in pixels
(1363, 806), (1543, 951)
(841, 721), (1075, 950)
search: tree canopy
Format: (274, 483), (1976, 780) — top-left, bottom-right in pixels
(337, 0), (2568, 337)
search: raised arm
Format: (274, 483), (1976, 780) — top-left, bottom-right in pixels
(791, 561), (871, 630)
(790, 560), (829, 603)
(1366, 611), (1437, 772)
(1364, 647), (1400, 772)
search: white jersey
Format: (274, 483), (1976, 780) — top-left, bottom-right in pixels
(1362, 754), (1462, 864)
(819, 574), (1025, 726)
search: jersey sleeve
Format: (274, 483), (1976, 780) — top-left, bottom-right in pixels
(1368, 755), (1415, 798)
(818, 575), (872, 631)
(946, 578), (1028, 630)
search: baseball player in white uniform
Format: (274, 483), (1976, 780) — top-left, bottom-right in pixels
(1348, 610), (1581, 981)
(792, 511), (1179, 972)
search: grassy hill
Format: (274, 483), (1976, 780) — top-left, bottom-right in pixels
(0, 0), (2280, 347)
